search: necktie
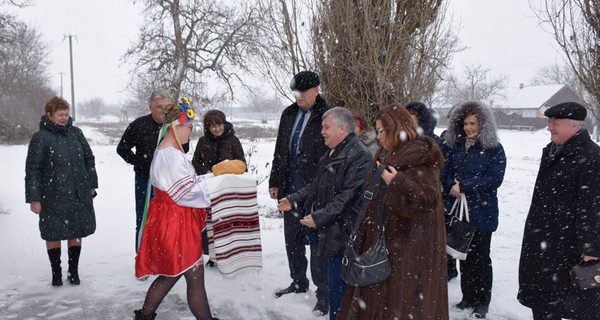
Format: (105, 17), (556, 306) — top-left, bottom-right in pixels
(290, 110), (307, 160)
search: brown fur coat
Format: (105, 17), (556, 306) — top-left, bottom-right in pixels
(338, 137), (449, 320)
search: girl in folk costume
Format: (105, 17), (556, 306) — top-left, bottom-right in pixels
(134, 99), (218, 320)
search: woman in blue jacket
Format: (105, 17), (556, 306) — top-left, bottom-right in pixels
(442, 100), (506, 319)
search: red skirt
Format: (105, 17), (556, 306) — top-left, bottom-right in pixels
(135, 189), (206, 278)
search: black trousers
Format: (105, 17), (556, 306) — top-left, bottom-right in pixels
(283, 212), (328, 301)
(459, 231), (493, 307)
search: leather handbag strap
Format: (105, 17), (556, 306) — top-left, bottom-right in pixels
(350, 163), (387, 237)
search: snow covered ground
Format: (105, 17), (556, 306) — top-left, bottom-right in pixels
(0, 124), (569, 319)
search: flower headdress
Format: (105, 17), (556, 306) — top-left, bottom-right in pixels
(164, 97), (196, 124)
(175, 97), (195, 124)
(160, 97), (197, 151)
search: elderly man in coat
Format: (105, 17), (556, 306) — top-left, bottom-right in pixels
(518, 102), (600, 320)
(278, 107), (372, 319)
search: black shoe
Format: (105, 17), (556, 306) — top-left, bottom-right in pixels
(454, 300), (477, 310)
(312, 299), (329, 316)
(472, 305), (488, 319)
(67, 269), (80, 285)
(274, 283), (308, 298)
(134, 309), (157, 320)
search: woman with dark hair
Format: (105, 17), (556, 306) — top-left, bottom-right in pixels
(405, 101), (442, 145)
(25, 96), (98, 287)
(338, 105), (448, 320)
(192, 109), (245, 175)
(442, 100), (506, 319)
(191, 109), (245, 266)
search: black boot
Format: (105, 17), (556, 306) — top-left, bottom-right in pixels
(47, 248), (62, 287)
(67, 246), (81, 285)
(134, 309), (157, 320)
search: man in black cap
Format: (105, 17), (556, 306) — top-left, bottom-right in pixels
(269, 71), (330, 315)
(518, 102), (600, 320)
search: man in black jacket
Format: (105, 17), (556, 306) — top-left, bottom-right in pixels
(269, 71), (330, 314)
(518, 102), (600, 320)
(117, 90), (188, 251)
(278, 107), (372, 319)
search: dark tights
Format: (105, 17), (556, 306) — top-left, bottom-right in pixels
(141, 265), (212, 319)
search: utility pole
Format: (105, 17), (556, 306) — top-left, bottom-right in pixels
(64, 34), (77, 121)
(59, 72), (64, 97)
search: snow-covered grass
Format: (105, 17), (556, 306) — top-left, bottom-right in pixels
(0, 124), (565, 319)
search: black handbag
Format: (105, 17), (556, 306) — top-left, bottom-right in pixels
(446, 194), (476, 260)
(570, 260), (600, 290)
(341, 164), (392, 287)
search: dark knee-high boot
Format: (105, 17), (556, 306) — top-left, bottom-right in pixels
(67, 245), (81, 285)
(47, 248), (62, 286)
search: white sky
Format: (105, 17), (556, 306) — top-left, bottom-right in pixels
(9, 0), (562, 106)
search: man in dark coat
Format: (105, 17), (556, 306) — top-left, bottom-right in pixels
(518, 102), (600, 320)
(278, 107), (372, 319)
(117, 90), (189, 251)
(269, 71), (330, 314)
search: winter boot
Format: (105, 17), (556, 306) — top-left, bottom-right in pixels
(134, 309), (157, 320)
(67, 245), (81, 285)
(47, 248), (62, 286)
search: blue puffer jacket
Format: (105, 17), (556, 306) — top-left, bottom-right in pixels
(442, 140), (506, 232)
(441, 100), (506, 233)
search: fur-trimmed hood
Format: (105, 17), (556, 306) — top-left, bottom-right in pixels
(444, 100), (500, 149)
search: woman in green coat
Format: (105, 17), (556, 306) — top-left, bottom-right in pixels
(25, 96), (98, 287)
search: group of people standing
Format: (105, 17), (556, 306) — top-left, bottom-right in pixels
(268, 71), (599, 320)
(23, 69), (599, 320)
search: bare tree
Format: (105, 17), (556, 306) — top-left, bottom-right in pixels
(313, 0), (459, 121)
(78, 97), (108, 120)
(124, 0), (261, 104)
(251, 0), (316, 102)
(244, 91), (284, 123)
(0, 0), (30, 7)
(531, 0), (600, 123)
(437, 64), (509, 108)
(0, 12), (55, 143)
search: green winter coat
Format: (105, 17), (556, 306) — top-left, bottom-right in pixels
(25, 116), (98, 241)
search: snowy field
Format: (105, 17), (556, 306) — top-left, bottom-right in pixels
(0, 123), (580, 319)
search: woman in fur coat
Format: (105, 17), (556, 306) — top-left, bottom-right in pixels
(338, 105), (448, 320)
(441, 100), (506, 319)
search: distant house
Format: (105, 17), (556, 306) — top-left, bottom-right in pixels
(433, 84), (589, 130)
(494, 84), (587, 130)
